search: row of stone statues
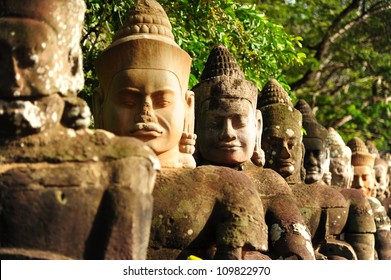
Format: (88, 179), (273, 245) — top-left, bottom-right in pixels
(0, 0), (390, 260)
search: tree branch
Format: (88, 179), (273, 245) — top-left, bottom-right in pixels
(291, 0), (391, 91)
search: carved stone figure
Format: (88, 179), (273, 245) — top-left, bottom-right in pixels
(258, 80), (376, 260)
(94, 0), (267, 260)
(347, 137), (391, 259)
(295, 100), (381, 260)
(295, 99), (330, 185)
(366, 140), (380, 160)
(374, 157), (390, 202)
(379, 151), (391, 218)
(325, 127), (353, 189)
(193, 45), (315, 260)
(0, 0), (159, 260)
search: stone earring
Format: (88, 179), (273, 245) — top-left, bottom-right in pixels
(179, 132), (197, 168)
(251, 141), (265, 167)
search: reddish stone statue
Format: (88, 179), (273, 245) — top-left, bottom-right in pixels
(347, 137), (391, 259)
(0, 0), (159, 260)
(94, 0), (266, 260)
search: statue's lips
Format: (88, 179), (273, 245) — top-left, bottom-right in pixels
(129, 123), (163, 137)
(278, 160), (294, 166)
(216, 143), (241, 150)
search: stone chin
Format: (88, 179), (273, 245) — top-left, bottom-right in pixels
(305, 173), (322, 184)
(275, 164), (296, 178)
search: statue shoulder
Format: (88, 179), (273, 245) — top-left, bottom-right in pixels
(244, 166), (292, 196)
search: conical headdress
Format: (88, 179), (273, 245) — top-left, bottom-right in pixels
(96, 0), (191, 96)
(258, 79), (302, 135)
(295, 99), (328, 142)
(257, 79), (293, 108)
(326, 127), (351, 159)
(200, 44), (244, 80)
(193, 44), (258, 116)
(365, 140), (379, 157)
(347, 137), (375, 167)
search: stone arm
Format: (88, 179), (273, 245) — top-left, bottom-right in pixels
(213, 168), (269, 260)
(264, 195), (315, 260)
(340, 189), (376, 260)
(369, 197), (391, 259)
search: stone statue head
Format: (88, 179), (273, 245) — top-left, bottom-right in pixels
(0, 0), (85, 137)
(365, 140), (379, 159)
(374, 157), (389, 200)
(193, 44), (263, 167)
(258, 79), (304, 183)
(347, 137), (376, 197)
(295, 99), (330, 184)
(94, 0), (194, 168)
(325, 127), (353, 189)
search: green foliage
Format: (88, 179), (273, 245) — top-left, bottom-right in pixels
(81, 0), (304, 106)
(81, 0), (390, 151)
(249, 0), (391, 151)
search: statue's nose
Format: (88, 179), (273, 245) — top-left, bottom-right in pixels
(135, 101), (157, 123)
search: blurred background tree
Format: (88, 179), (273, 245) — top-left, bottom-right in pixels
(81, 0), (390, 151)
(245, 0), (391, 151)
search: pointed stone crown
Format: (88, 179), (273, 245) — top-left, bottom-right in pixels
(326, 127), (351, 159)
(200, 44), (245, 80)
(365, 140), (379, 157)
(96, 0), (191, 96)
(295, 99), (328, 142)
(258, 79), (302, 134)
(347, 137), (375, 168)
(193, 44), (258, 113)
(375, 157), (388, 169)
(257, 79), (293, 108)
(113, 0), (174, 41)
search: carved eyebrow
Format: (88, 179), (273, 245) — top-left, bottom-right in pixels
(116, 87), (141, 94)
(151, 88), (176, 97)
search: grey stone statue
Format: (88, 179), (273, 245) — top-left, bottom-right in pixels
(193, 44), (315, 260)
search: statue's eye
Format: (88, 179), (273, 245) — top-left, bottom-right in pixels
(287, 141), (296, 149)
(336, 167), (343, 174)
(153, 92), (173, 108)
(14, 46), (37, 69)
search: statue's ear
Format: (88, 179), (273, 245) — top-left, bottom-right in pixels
(256, 109), (263, 147)
(69, 50), (82, 77)
(92, 86), (104, 129)
(323, 147), (331, 170)
(184, 90), (195, 135)
(66, 48), (84, 95)
(251, 109), (265, 167)
(300, 142), (307, 181)
(179, 90), (197, 168)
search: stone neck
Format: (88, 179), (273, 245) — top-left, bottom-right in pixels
(285, 172), (303, 187)
(196, 155), (249, 171)
(158, 146), (187, 168)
